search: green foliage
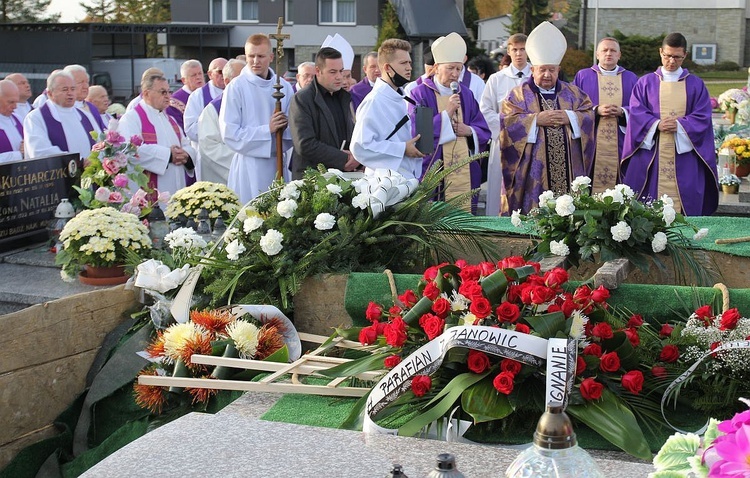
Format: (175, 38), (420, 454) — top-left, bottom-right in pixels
(561, 47), (591, 80)
(376, 1), (404, 48)
(610, 30), (665, 75)
(0, 0), (60, 23)
(510, 0), (550, 35)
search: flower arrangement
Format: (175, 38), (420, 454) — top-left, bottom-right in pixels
(165, 181), (241, 223)
(56, 207), (152, 280)
(200, 166), (494, 311)
(511, 176), (710, 280)
(720, 135), (750, 166)
(75, 122), (159, 216)
(717, 88), (750, 113)
(651, 400), (750, 477)
(322, 258), (677, 459)
(719, 173), (742, 186)
(134, 308), (292, 414)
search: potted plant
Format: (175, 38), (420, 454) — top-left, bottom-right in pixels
(720, 135), (750, 177)
(720, 173), (742, 194)
(717, 88), (750, 124)
(56, 207), (152, 285)
(165, 181), (241, 224)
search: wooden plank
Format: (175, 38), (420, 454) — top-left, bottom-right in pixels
(188, 355), (382, 380)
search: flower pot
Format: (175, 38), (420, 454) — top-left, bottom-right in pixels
(735, 163), (750, 178)
(727, 108), (737, 124)
(79, 264), (129, 286)
(722, 184), (739, 194)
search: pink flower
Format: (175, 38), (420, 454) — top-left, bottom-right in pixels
(131, 189), (148, 207)
(108, 191), (124, 203)
(106, 130), (125, 146)
(157, 190), (171, 206)
(94, 187), (111, 202)
(113, 152), (129, 169)
(113, 173), (129, 188)
(121, 203), (141, 216)
(101, 158), (120, 175)
(709, 423), (750, 477)
(91, 141), (107, 152)
(130, 135), (144, 146)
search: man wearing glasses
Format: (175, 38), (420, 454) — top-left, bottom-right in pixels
(119, 74), (196, 195)
(621, 32), (718, 216)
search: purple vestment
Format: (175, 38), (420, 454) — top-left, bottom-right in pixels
(210, 94), (223, 115)
(621, 69), (718, 216)
(0, 114), (23, 153)
(349, 78), (373, 111)
(40, 103), (95, 152)
(167, 87), (190, 131)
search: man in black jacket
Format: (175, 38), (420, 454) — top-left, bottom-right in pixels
(289, 47), (358, 179)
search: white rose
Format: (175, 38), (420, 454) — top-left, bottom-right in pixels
(276, 199), (298, 218)
(652, 231), (668, 253)
(326, 184), (343, 197)
(550, 240), (570, 257)
(225, 239), (246, 261)
(314, 213), (336, 230)
(279, 182), (301, 200)
(555, 194), (575, 216)
(614, 183), (635, 200)
(601, 188), (624, 204)
(571, 176), (591, 191)
(259, 229), (284, 256)
(510, 209), (522, 228)
(610, 221), (632, 242)
(693, 228), (709, 241)
(662, 204), (676, 226)
(538, 190), (555, 207)
(243, 216), (264, 233)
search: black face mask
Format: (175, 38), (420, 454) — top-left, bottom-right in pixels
(386, 66), (410, 88)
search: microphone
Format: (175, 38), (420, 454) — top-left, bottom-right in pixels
(450, 81), (459, 95)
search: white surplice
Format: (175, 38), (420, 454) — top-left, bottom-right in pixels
(198, 98), (232, 185)
(24, 100), (95, 160)
(0, 114), (23, 163)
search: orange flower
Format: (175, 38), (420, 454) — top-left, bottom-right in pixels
(186, 376), (218, 405)
(145, 331), (166, 358)
(190, 309), (235, 338)
(133, 368), (168, 414)
(179, 333), (213, 373)
(255, 322), (285, 361)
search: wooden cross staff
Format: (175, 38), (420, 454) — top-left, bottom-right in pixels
(269, 17), (290, 181)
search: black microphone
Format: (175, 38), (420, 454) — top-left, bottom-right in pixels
(450, 81), (459, 95)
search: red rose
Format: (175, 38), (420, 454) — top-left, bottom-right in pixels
(514, 323), (530, 334)
(659, 344), (680, 363)
(651, 366), (667, 378)
(695, 305), (713, 321)
(458, 280), (483, 300)
(411, 375), (432, 397)
(470, 296), (492, 318)
(591, 322), (614, 340)
(561, 299), (578, 318)
(467, 350), (490, 374)
(496, 302), (520, 323)
(583, 343), (602, 357)
(423, 264), (447, 281)
(479, 261), (496, 276)
(365, 301), (383, 322)
(459, 265), (481, 282)
(547, 304), (562, 313)
(621, 370), (644, 394)
(423, 281), (440, 300)
(384, 355), (402, 368)
(580, 377), (604, 400)
(431, 297), (452, 319)
(358, 324), (379, 345)
(398, 289), (418, 308)
(389, 305), (402, 317)
(384, 317), (408, 347)
(720, 308), (741, 331)
(576, 356), (586, 376)
(492, 371), (515, 395)
(710, 341), (721, 358)
(506, 284), (522, 303)
(419, 313), (445, 340)
(455, 259), (468, 269)
(519, 284), (534, 305)
(573, 285), (592, 303)
(599, 351), (621, 373)
(501, 358), (522, 375)
(590, 285), (610, 304)
(659, 323), (674, 338)
(498, 256), (526, 270)
(627, 314), (644, 328)
(543, 267), (569, 289)
(375, 321), (388, 335)
(624, 327), (640, 347)
(531, 285), (556, 305)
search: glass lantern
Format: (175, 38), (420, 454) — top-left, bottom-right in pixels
(48, 198), (76, 253)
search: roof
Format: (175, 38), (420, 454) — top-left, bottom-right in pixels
(391, 0), (468, 39)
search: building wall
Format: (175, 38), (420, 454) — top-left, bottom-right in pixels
(583, 8), (746, 65)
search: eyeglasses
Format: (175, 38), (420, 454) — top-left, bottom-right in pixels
(150, 89), (171, 96)
(661, 53), (685, 61)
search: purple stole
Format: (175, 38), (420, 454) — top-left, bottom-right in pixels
(134, 104), (195, 194)
(210, 95), (223, 115)
(461, 68), (472, 88)
(40, 103), (95, 152)
(0, 114), (23, 153)
(167, 88), (190, 131)
(200, 83), (213, 107)
(84, 101), (107, 131)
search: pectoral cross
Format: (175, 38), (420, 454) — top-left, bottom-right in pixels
(269, 17), (290, 181)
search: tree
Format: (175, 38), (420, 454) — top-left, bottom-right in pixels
(376, 1), (405, 48)
(0, 0), (60, 23)
(80, 0), (118, 22)
(560, 0), (580, 48)
(510, 0), (550, 35)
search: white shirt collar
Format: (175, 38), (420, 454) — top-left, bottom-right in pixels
(599, 65), (619, 76)
(660, 66), (683, 82)
(434, 80), (453, 96)
(509, 64), (530, 77)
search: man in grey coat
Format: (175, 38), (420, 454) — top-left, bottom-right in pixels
(289, 47), (358, 179)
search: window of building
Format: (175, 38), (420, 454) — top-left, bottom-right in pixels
(319, 0), (355, 25)
(285, 0), (294, 24)
(223, 0), (258, 22)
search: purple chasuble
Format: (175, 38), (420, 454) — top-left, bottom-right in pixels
(621, 69), (718, 216)
(201, 83), (213, 107)
(166, 88), (190, 131)
(350, 78), (373, 111)
(85, 100), (107, 131)
(40, 103), (96, 152)
(0, 114), (23, 153)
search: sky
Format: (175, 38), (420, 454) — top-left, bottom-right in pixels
(48, 0), (87, 23)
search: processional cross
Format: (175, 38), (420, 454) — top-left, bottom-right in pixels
(269, 17), (290, 181)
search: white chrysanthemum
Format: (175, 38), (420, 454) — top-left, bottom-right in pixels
(611, 221), (632, 242)
(662, 204), (676, 226)
(162, 323), (203, 360)
(461, 312), (478, 326)
(279, 182), (301, 200)
(571, 176), (591, 191)
(60, 269), (76, 282)
(314, 213), (336, 230)
(693, 228), (709, 241)
(243, 216), (264, 233)
(259, 229), (284, 256)
(601, 188), (624, 204)
(351, 193), (370, 210)
(276, 199), (298, 218)
(449, 292), (469, 312)
(661, 194), (674, 207)
(614, 183), (635, 200)
(226, 320), (260, 358)
(555, 194), (575, 216)
(322, 168), (343, 180)
(326, 184), (343, 197)
(538, 190), (555, 208)
(511, 209), (522, 227)
(165, 227), (207, 250)
(569, 310), (589, 339)
(225, 239), (247, 260)
(652, 231), (668, 253)
(224, 227), (238, 242)
(550, 240), (570, 256)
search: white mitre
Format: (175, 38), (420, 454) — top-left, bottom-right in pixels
(431, 32), (466, 64)
(321, 33), (354, 70)
(526, 21), (567, 66)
